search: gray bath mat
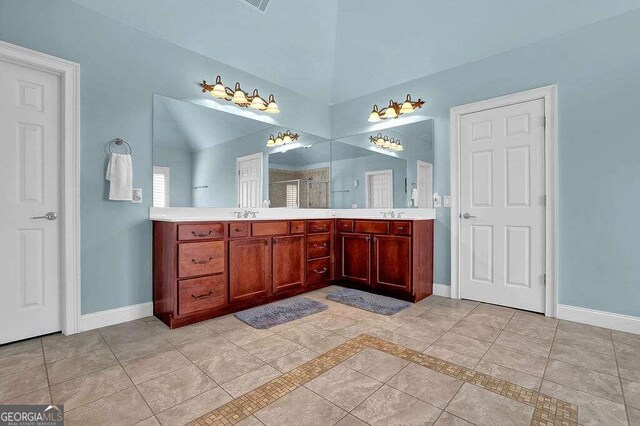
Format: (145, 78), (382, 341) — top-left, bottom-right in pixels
(234, 297), (328, 329)
(326, 288), (411, 315)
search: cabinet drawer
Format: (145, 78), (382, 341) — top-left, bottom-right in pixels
(178, 241), (225, 278)
(307, 234), (331, 259)
(307, 258), (330, 284)
(252, 221), (289, 237)
(290, 221), (305, 234)
(229, 222), (249, 238)
(354, 220), (389, 234)
(178, 275), (226, 315)
(391, 221), (412, 236)
(307, 220), (331, 234)
(178, 223), (224, 241)
(337, 220), (353, 232)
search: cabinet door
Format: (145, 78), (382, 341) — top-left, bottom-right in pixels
(272, 235), (305, 293)
(373, 235), (411, 293)
(340, 234), (371, 285)
(229, 238), (270, 302)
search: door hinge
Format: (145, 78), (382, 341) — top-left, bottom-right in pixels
(542, 195), (547, 206)
(543, 273), (547, 286)
(542, 116), (547, 128)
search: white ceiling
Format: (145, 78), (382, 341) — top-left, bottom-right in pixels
(72, 0), (640, 103)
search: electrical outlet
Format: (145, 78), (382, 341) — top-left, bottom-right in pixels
(132, 188), (142, 203)
(443, 196), (452, 208)
(433, 193), (442, 208)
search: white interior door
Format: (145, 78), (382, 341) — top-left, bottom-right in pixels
(459, 99), (546, 312)
(237, 153), (263, 208)
(366, 170), (393, 208)
(417, 160), (433, 208)
(0, 59), (62, 343)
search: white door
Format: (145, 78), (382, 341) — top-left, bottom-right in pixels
(0, 59), (62, 343)
(459, 99), (546, 312)
(237, 153), (262, 208)
(366, 170), (393, 208)
(417, 160), (433, 208)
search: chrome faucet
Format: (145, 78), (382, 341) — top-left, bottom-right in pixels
(233, 211), (242, 219)
(397, 211), (405, 218)
(380, 211), (396, 219)
(243, 210), (258, 219)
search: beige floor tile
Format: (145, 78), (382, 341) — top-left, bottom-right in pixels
(623, 379), (640, 409)
(306, 312), (357, 331)
(544, 359), (624, 403)
(242, 335), (302, 362)
(137, 364), (216, 413)
(175, 334), (236, 363)
(474, 360), (541, 390)
(155, 386), (232, 426)
(471, 303), (516, 318)
(558, 320), (612, 340)
(47, 348), (118, 385)
(382, 332), (431, 352)
(554, 329), (615, 356)
(202, 314), (246, 334)
(463, 312), (511, 330)
(0, 365), (48, 402)
(64, 387), (152, 426)
(504, 318), (556, 342)
(255, 386), (346, 426)
(540, 380), (628, 426)
(629, 406), (640, 426)
(415, 311), (460, 331)
(42, 331), (107, 363)
(351, 385), (441, 426)
(304, 334), (349, 353)
(446, 383), (533, 426)
(152, 323), (217, 346)
(305, 364), (382, 410)
(98, 320), (156, 345)
(342, 347), (409, 382)
(0, 347), (44, 377)
(135, 417), (161, 426)
(337, 322), (389, 339)
(435, 412), (473, 426)
(121, 349), (191, 384)
(423, 345), (481, 370)
(109, 334), (173, 363)
(51, 365), (133, 411)
(494, 330), (552, 357)
(433, 332), (491, 358)
(550, 342), (618, 376)
(0, 338), (41, 359)
(439, 299), (480, 310)
(270, 347), (318, 372)
(363, 315), (410, 332)
(612, 330), (640, 350)
(393, 322), (445, 344)
(615, 341), (640, 383)
(511, 310), (558, 328)
(276, 323), (331, 345)
(220, 364), (281, 397)
(429, 304), (475, 319)
(450, 319), (502, 343)
(220, 326), (274, 346)
(387, 363), (463, 409)
(196, 347), (264, 384)
(482, 344), (548, 377)
(1, 386), (50, 405)
(235, 415), (264, 426)
(335, 414), (369, 426)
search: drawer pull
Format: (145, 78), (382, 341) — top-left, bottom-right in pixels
(313, 268), (327, 275)
(234, 227), (243, 232)
(191, 230), (214, 237)
(312, 243), (327, 249)
(191, 256), (214, 265)
(397, 227), (404, 230)
(313, 225), (327, 231)
(191, 290), (214, 300)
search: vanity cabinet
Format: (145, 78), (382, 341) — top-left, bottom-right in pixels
(229, 238), (270, 303)
(340, 234), (371, 285)
(272, 235), (305, 293)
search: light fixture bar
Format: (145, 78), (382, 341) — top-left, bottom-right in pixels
(200, 75), (279, 113)
(369, 133), (404, 152)
(368, 94), (424, 122)
(266, 130), (299, 147)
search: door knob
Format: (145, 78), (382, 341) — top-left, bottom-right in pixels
(462, 213), (476, 219)
(31, 212), (58, 221)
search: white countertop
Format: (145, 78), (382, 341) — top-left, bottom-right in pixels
(149, 207), (436, 222)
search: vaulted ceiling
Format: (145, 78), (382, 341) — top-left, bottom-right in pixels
(71, 0), (640, 103)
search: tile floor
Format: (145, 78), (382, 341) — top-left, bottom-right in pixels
(0, 285), (639, 425)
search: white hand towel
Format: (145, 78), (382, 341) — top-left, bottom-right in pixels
(411, 188), (418, 206)
(106, 153), (132, 200)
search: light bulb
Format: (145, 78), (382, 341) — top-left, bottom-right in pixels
(275, 133), (284, 145)
(396, 142), (404, 151)
(211, 76), (227, 98)
(249, 90), (266, 110)
(383, 137), (391, 148)
(382, 100), (397, 119)
(267, 134), (275, 147)
(390, 138), (397, 150)
(231, 83), (249, 105)
(265, 94), (280, 113)
(399, 94), (414, 114)
(283, 133), (292, 143)
(368, 105), (381, 122)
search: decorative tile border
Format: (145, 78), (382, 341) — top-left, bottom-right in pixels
(190, 334), (578, 426)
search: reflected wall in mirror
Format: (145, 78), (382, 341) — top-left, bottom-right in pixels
(331, 119), (434, 209)
(152, 95), (328, 208)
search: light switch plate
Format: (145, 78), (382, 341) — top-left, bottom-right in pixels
(433, 193), (442, 208)
(132, 188), (142, 203)
(443, 196), (452, 208)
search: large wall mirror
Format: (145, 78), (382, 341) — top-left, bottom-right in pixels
(152, 94), (434, 209)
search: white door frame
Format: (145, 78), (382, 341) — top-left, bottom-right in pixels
(365, 169), (393, 208)
(236, 152), (263, 208)
(416, 160), (433, 208)
(0, 41), (81, 334)
(450, 85), (558, 317)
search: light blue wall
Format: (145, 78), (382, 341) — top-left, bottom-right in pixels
(332, 10), (640, 317)
(153, 148), (193, 207)
(0, 0), (330, 314)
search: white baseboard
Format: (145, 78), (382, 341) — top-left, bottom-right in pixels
(557, 304), (640, 335)
(80, 302), (153, 332)
(433, 283), (451, 298)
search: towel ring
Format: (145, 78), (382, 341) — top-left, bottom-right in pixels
(108, 138), (132, 155)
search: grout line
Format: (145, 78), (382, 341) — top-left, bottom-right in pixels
(612, 339), (631, 426)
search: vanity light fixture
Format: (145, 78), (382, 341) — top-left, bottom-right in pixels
(200, 75), (279, 113)
(370, 133), (404, 152)
(266, 130), (299, 147)
(368, 94), (424, 122)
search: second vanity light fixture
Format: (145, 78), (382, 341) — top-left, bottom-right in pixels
(370, 133), (404, 152)
(368, 94), (424, 122)
(266, 130), (299, 147)
(200, 75), (280, 113)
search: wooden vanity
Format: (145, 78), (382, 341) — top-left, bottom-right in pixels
(153, 218), (433, 328)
